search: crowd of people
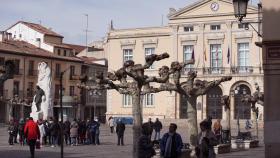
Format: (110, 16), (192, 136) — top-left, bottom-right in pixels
(7, 116), (229, 158)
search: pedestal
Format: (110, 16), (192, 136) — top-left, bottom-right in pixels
(231, 139), (259, 150)
(214, 144), (231, 154)
(30, 111), (43, 122)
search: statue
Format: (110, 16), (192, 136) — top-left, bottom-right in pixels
(30, 62), (53, 120)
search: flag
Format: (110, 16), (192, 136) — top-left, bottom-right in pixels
(216, 47), (219, 62)
(191, 48), (195, 60)
(204, 47), (207, 61)
(227, 47), (230, 64)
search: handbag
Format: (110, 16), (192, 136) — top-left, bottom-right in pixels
(36, 140), (41, 149)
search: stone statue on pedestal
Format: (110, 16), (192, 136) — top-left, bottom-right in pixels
(30, 62), (53, 120)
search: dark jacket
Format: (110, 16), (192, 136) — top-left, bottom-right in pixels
(24, 120), (40, 141)
(116, 122), (125, 136)
(138, 135), (156, 158)
(153, 121), (163, 132)
(7, 122), (16, 136)
(49, 121), (60, 136)
(160, 132), (183, 158)
(64, 121), (71, 134)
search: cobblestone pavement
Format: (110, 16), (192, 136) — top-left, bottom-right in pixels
(0, 124), (264, 158)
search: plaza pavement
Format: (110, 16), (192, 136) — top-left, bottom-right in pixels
(0, 124), (264, 158)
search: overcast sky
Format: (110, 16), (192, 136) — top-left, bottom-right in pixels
(0, 0), (259, 45)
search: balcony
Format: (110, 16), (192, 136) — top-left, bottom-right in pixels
(27, 69), (38, 77)
(203, 67), (225, 75)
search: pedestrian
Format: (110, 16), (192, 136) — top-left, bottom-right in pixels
(44, 120), (51, 145)
(13, 119), (19, 144)
(160, 123), (183, 158)
(116, 119), (125, 146)
(79, 120), (87, 144)
(89, 119), (97, 145)
(7, 119), (16, 145)
(147, 118), (154, 139)
(85, 119), (91, 144)
(70, 119), (79, 146)
(108, 116), (114, 133)
(49, 118), (60, 147)
(138, 122), (156, 158)
(64, 119), (71, 145)
(153, 118), (163, 141)
(18, 118), (26, 146)
(94, 118), (101, 145)
(213, 119), (222, 144)
(195, 120), (218, 158)
(38, 119), (46, 147)
(24, 117), (40, 158)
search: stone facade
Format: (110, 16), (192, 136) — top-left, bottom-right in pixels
(104, 0), (263, 127)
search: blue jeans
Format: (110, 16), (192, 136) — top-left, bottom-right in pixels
(71, 137), (77, 145)
(154, 131), (160, 141)
(51, 135), (58, 146)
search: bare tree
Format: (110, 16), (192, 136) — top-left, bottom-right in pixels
(221, 95), (231, 143)
(242, 83), (264, 138)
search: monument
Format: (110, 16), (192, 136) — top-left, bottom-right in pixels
(30, 62), (53, 120)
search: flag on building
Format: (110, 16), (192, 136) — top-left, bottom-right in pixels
(227, 47), (230, 64)
(191, 48), (195, 60)
(204, 47), (207, 61)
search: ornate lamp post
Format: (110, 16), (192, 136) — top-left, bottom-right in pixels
(233, 0), (249, 22)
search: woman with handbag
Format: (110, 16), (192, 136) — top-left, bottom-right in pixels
(24, 117), (40, 158)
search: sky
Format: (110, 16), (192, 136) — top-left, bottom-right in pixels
(0, 0), (259, 45)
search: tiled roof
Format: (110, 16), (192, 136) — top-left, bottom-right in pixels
(65, 43), (87, 53)
(7, 21), (63, 38)
(0, 40), (82, 62)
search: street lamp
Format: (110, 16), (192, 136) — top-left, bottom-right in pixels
(232, 0), (262, 37)
(233, 0), (249, 22)
(234, 86), (241, 137)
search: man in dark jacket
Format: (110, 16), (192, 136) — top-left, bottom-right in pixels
(49, 119), (60, 147)
(64, 119), (71, 145)
(160, 123), (183, 158)
(138, 122), (156, 158)
(116, 119), (125, 146)
(24, 117), (40, 158)
(153, 118), (163, 141)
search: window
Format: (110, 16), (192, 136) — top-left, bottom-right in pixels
(238, 23), (249, 29)
(13, 81), (20, 95)
(55, 64), (61, 78)
(0, 57), (4, 66)
(27, 82), (34, 97)
(123, 49), (133, 63)
(145, 48), (155, 69)
(238, 43), (249, 72)
(123, 94), (132, 107)
(145, 94), (155, 107)
(69, 65), (75, 79)
(210, 44), (222, 73)
(184, 26), (194, 32)
(55, 84), (60, 99)
(57, 49), (61, 55)
(14, 59), (20, 75)
(207, 87), (223, 119)
(183, 45), (194, 70)
(210, 25), (221, 30)
(28, 60), (34, 76)
(69, 86), (75, 96)
(64, 50), (67, 56)
(234, 85), (251, 119)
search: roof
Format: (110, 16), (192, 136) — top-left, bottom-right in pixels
(0, 40), (82, 62)
(6, 21), (63, 38)
(64, 43), (87, 53)
(79, 56), (107, 66)
(46, 42), (73, 49)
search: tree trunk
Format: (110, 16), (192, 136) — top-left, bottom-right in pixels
(225, 107), (231, 143)
(132, 90), (142, 158)
(253, 111), (258, 139)
(187, 96), (198, 146)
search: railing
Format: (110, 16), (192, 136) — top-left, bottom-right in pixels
(27, 69), (38, 76)
(69, 74), (78, 80)
(181, 66), (263, 76)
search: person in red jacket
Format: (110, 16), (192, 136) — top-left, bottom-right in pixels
(24, 117), (40, 158)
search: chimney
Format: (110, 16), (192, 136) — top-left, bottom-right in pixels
(0, 31), (3, 42)
(0, 31), (12, 42)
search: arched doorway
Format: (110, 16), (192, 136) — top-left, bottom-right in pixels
(234, 84), (251, 120)
(207, 86), (223, 119)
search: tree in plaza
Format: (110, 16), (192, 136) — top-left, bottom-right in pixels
(0, 60), (14, 86)
(221, 95), (231, 143)
(148, 66), (232, 147)
(242, 83), (264, 138)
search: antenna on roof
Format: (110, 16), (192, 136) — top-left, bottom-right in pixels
(84, 14), (89, 56)
(109, 20), (114, 31)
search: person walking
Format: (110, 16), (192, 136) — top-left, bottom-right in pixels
(116, 119), (125, 146)
(38, 119), (46, 147)
(94, 118), (101, 145)
(196, 120), (218, 158)
(108, 117), (114, 133)
(153, 118), (163, 141)
(13, 119), (19, 144)
(160, 123), (183, 158)
(24, 117), (40, 158)
(138, 122), (156, 158)
(147, 118), (154, 139)
(7, 119), (16, 145)
(70, 119), (79, 146)
(49, 118), (60, 147)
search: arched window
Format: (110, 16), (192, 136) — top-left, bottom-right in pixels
(207, 86), (223, 119)
(234, 84), (251, 119)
